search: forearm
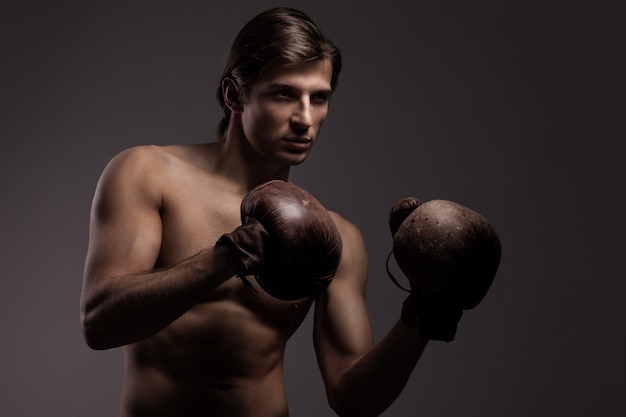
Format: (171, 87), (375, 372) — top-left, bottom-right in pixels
(330, 321), (428, 417)
(81, 246), (240, 350)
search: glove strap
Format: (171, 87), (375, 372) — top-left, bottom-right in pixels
(385, 250), (411, 293)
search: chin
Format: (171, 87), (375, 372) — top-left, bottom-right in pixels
(286, 153), (311, 166)
(274, 150), (310, 166)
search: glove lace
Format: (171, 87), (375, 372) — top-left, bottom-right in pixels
(385, 250), (411, 293)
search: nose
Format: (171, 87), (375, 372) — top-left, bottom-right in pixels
(290, 99), (313, 130)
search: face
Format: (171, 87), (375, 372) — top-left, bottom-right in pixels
(238, 59), (333, 166)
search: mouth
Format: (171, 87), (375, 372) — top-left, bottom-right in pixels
(284, 136), (312, 143)
(283, 136), (313, 152)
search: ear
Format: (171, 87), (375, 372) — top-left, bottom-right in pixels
(222, 77), (244, 113)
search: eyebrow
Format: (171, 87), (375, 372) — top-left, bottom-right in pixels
(266, 83), (333, 95)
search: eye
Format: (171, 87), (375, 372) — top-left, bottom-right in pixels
(311, 92), (331, 105)
(273, 89), (295, 100)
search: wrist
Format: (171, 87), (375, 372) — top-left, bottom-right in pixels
(210, 242), (246, 278)
(214, 218), (267, 276)
(400, 293), (422, 328)
(400, 294), (463, 342)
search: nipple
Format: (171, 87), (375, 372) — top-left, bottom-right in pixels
(292, 303), (300, 311)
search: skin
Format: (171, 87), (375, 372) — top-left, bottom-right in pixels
(81, 59), (428, 417)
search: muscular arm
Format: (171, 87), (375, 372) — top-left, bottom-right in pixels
(314, 216), (427, 417)
(80, 146), (240, 350)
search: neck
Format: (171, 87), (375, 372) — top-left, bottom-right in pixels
(215, 127), (291, 192)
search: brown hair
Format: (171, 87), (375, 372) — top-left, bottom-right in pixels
(216, 7), (342, 139)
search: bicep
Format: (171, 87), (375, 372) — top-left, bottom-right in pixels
(83, 148), (163, 285)
(314, 217), (374, 386)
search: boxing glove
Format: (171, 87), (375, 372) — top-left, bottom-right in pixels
(388, 198), (501, 341)
(217, 180), (342, 300)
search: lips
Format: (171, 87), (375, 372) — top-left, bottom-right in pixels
(283, 136), (312, 152)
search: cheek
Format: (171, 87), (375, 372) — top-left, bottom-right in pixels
(244, 104), (288, 133)
(314, 108), (329, 127)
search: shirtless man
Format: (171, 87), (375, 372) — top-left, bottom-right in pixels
(81, 7), (429, 417)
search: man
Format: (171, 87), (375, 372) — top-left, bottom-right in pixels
(81, 7), (428, 417)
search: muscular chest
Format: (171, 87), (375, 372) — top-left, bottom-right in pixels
(156, 180), (242, 267)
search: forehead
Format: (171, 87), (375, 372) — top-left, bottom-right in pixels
(254, 59), (333, 91)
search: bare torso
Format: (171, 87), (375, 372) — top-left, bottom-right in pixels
(118, 143), (315, 417)
(84, 48), (426, 415)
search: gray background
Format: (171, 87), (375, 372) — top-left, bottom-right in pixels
(2, 0), (624, 416)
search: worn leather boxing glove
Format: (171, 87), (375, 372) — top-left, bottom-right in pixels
(387, 198), (501, 341)
(217, 180), (342, 300)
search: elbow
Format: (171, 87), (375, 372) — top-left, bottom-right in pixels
(80, 306), (116, 351)
(83, 335), (109, 351)
(80, 286), (122, 350)
(328, 389), (384, 417)
(81, 316), (107, 350)
(82, 326), (111, 351)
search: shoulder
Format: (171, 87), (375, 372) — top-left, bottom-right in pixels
(102, 145), (168, 179)
(94, 145), (195, 207)
(328, 211), (368, 272)
(328, 211), (364, 246)
(104, 144), (193, 171)
(101, 143), (212, 182)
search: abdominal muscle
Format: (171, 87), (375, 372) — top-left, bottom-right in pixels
(119, 278), (314, 417)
